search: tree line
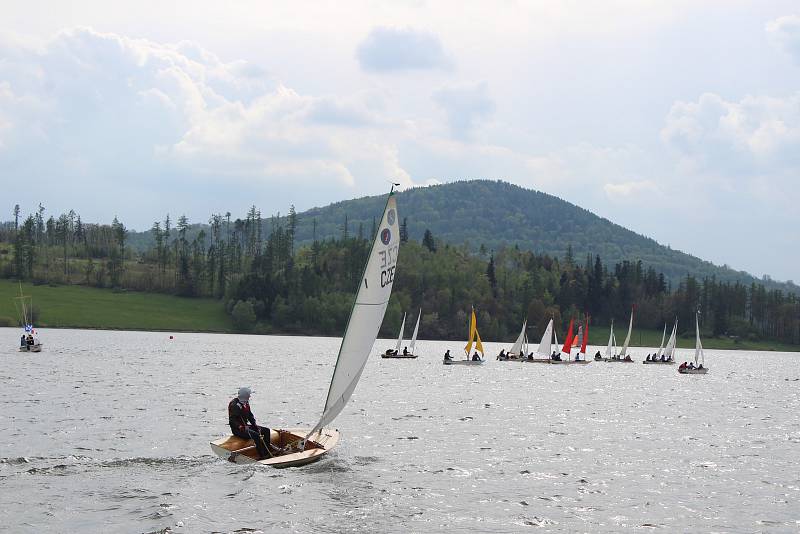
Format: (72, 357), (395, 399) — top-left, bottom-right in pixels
(1, 203), (798, 345)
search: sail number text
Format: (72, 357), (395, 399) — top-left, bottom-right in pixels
(379, 245), (399, 287)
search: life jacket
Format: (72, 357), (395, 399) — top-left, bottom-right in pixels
(228, 398), (254, 431)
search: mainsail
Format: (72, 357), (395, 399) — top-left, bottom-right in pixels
(655, 323), (667, 358)
(310, 192), (400, 435)
(619, 310), (633, 357)
(394, 313), (406, 354)
(510, 319), (527, 356)
(409, 309), (421, 354)
(464, 308), (484, 357)
(580, 317), (589, 355)
(537, 319), (553, 357)
(605, 320), (614, 358)
(664, 321), (678, 360)
(695, 313), (704, 366)
(561, 318), (575, 355)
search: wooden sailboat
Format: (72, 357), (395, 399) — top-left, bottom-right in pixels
(383, 309), (420, 358)
(445, 308), (485, 365)
(643, 322), (675, 364)
(596, 320), (615, 360)
(499, 318), (527, 360)
(14, 284), (42, 353)
(679, 313), (708, 374)
(211, 189), (400, 467)
(605, 309), (634, 362)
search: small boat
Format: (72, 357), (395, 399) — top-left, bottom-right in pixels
(643, 322), (676, 364)
(445, 308), (485, 365)
(604, 310), (634, 363)
(14, 284), (42, 353)
(498, 318), (527, 360)
(523, 318), (556, 363)
(211, 188), (400, 467)
(679, 313), (708, 375)
(382, 310), (418, 358)
(549, 317), (590, 365)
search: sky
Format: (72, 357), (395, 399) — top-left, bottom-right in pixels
(0, 1), (798, 282)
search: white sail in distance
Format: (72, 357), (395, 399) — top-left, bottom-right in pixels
(695, 313), (704, 366)
(656, 323), (667, 358)
(619, 310), (633, 357)
(310, 193), (400, 435)
(537, 319), (553, 357)
(409, 309), (421, 354)
(510, 319), (527, 356)
(605, 320), (615, 359)
(395, 312), (406, 354)
(664, 321), (677, 360)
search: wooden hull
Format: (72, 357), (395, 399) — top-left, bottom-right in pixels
(643, 360), (675, 365)
(549, 359), (591, 365)
(443, 359), (484, 365)
(381, 353), (418, 358)
(210, 427), (340, 468)
(18, 344), (42, 352)
(678, 368), (708, 374)
(522, 358), (553, 363)
(600, 358), (634, 363)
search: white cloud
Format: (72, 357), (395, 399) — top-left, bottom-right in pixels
(432, 82), (494, 140)
(603, 180), (659, 200)
(766, 14), (800, 64)
(356, 27), (453, 72)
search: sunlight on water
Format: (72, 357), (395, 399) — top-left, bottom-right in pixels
(1, 328), (799, 532)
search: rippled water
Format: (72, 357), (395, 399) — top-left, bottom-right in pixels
(1, 327), (799, 533)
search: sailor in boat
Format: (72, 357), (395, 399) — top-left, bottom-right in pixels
(228, 387), (280, 460)
(444, 349), (453, 362)
(20, 334), (27, 350)
(527, 352), (534, 361)
(646, 354), (651, 361)
(402, 346), (409, 356)
(26, 334), (35, 348)
(497, 349), (507, 361)
(624, 355), (632, 362)
(594, 351), (602, 361)
(471, 351), (482, 361)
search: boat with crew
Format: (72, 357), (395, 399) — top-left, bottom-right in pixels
(211, 188), (400, 467)
(382, 309), (420, 358)
(678, 312), (708, 375)
(498, 318), (527, 360)
(644, 322), (676, 364)
(444, 308), (485, 365)
(14, 284), (42, 353)
(603, 309), (634, 362)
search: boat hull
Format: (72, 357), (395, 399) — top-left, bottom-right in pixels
(210, 427), (340, 468)
(678, 368), (708, 374)
(522, 358), (552, 363)
(381, 353), (418, 359)
(443, 359), (484, 365)
(18, 344), (42, 352)
(599, 358), (634, 363)
(642, 360), (675, 365)
(549, 360), (591, 365)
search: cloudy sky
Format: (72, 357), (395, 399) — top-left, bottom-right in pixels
(1, 1), (798, 281)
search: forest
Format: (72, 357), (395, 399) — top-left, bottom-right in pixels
(1, 199), (798, 347)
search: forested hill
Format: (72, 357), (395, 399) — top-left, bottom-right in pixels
(122, 179), (792, 292)
(285, 180), (792, 291)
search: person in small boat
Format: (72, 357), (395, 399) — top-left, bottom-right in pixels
(20, 334), (26, 348)
(26, 334), (35, 347)
(697, 363), (704, 369)
(228, 387), (278, 460)
(402, 346), (409, 356)
(444, 350), (453, 361)
(688, 362), (695, 369)
(594, 351), (602, 360)
(678, 361), (687, 370)
(624, 355), (632, 362)
(527, 352), (534, 360)
(497, 349), (506, 360)
(472, 351), (482, 361)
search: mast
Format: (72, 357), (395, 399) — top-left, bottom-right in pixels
(656, 323), (667, 358)
(619, 309), (633, 358)
(580, 316), (589, 358)
(695, 312), (704, 366)
(605, 320), (614, 359)
(537, 319), (553, 357)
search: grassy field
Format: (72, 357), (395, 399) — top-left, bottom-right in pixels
(0, 279), (233, 332)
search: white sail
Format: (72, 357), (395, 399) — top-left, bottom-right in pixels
(409, 309), (421, 354)
(553, 324), (559, 352)
(510, 319), (527, 356)
(605, 320), (615, 359)
(310, 193), (400, 435)
(664, 321), (677, 360)
(655, 323), (667, 358)
(695, 313), (704, 365)
(394, 312), (406, 354)
(619, 310), (633, 357)
(537, 319), (553, 357)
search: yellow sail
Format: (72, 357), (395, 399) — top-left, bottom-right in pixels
(464, 308), (476, 355)
(475, 329), (484, 356)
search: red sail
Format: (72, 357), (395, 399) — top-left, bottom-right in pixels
(581, 316), (590, 354)
(561, 317), (574, 354)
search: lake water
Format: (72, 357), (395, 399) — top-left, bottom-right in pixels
(1, 328), (799, 533)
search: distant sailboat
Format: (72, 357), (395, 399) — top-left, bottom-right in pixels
(382, 311), (417, 358)
(524, 318), (554, 363)
(445, 308), (485, 365)
(550, 317), (590, 365)
(14, 283), (42, 353)
(597, 320), (615, 361)
(408, 309), (421, 357)
(643, 322), (675, 364)
(606, 309), (634, 363)
(499, 318), (527, 360)
(679, 312), (708, 374)
(211, 187), (400, 467)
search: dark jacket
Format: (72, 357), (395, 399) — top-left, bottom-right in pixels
(228, 398), (256, 433)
